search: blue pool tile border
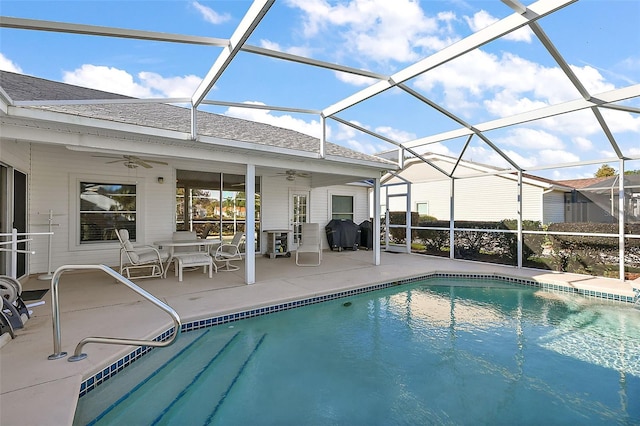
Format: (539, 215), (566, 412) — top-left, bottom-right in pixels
(78, 272), (637, 397)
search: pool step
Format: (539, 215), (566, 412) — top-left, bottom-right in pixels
(83, 329), (265, 425)
(152, 332), (267, 425)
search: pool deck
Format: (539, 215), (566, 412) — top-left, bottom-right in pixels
(1, 250), (638, 426)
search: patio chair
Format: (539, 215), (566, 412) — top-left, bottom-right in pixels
(172, 231), (199, 252)
(116, 229), (167, 279)
(295, 223), (322, 266)
(214, 232), (245, 271)
(198, 223), (214, 240)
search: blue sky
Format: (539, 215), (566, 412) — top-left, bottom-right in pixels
(1, 0), (639, 180)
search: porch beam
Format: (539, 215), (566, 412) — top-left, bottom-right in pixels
(0, 17), (387, 82)
(0, 16), (229, 46)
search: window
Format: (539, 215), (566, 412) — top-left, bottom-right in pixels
(332, 195), (353, 220)
(416, 202), (429, 216)
(79, 182), (136, 243)
(176, 170), (261, 250)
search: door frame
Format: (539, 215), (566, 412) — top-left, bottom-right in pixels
(288, 189), (310, 251)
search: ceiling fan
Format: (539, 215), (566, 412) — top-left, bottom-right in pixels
(93, 155), (168, 169)
(274, 169), (310, 181)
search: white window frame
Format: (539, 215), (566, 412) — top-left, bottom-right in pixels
(69, 174), (146, 251)
(330, 193), (354, 221)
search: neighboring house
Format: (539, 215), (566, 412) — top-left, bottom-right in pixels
(380, 153), (573, 224)
(0, 71), (395, 281)
(557, 175), (640, 223)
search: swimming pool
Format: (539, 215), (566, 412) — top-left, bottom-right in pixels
(74, 277), (640, 425)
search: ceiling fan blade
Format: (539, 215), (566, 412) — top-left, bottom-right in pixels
(137, 161), (153, 169)
(105, 159), (126, 164)
(145, 159), (169, 165)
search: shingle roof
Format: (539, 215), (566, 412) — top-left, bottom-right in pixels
(0, 70), (394, 166)
(556, 176), (611, 189)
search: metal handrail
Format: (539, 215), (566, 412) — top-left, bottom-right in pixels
(48, 264), (181, 362)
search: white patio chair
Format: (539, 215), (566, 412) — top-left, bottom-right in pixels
(172, 231), (199, 253)
(295, 223), (322, 266)
(214, 232), (245, 271)
(116, 229), (167, 279)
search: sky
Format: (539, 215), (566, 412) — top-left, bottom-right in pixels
(1, 0), (639, 180)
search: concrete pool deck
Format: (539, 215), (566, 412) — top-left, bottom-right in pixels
(1, 250), (638, 425)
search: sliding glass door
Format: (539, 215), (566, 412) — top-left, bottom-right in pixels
(176, 170), (260, 251)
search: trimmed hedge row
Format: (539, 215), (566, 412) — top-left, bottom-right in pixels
(386, 212), (640, 276)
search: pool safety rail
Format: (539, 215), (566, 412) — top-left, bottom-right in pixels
(48, 264), (181, 362)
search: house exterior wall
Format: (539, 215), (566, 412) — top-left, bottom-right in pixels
(1, 142), (372, 274)
(383, 160), (558, 224)
(0, 139), (30, 172)
(542, 191), (565, 224)
(27, 143), (174, 273)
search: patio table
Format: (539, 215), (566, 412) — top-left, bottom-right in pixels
(154, 239), (221, 278)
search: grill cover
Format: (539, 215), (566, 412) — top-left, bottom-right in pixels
(325, 219), (361, 251)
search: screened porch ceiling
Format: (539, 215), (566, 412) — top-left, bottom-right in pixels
(0, 0), (639, 182)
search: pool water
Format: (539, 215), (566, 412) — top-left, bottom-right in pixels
(75, 278), (640, 425)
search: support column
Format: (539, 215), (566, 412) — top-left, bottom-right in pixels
(517, 170), (523, 268)
(245, 164), (256, 284)
(619, 159), (625, 281)
(449, 178), (455, 259)
(373, 177), (381, 265)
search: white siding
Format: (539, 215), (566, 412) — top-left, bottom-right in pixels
(382, 160), (556, 223)
(27, 144), (175, 272)
(2, 140), (374, 273)
(1, 139), (31, 172)
(543, 191), (566, 224)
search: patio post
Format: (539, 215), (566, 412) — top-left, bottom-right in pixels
(618, 158), (625, 281)
(517, 170), (523, 268)
(449, 177), (455, 260)
(245, 163), (256, 284)
(373, 176), (381, 265)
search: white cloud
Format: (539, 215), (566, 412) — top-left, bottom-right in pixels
(464, 10), (532, 43)
(63, 65), (153, 97)
(495, 128), (565, 150)
(137, 72), (202, 98)
(344, 138), (387, 155)
(465, 145), (535, 169)
(192, 1), (231, 24)
(329, 119), (389, 154)
(285, 0), (440, 62)
(259, 39), (313, 58)
(537, 149), (580, 165)
(374, 126), (415, 143)
(62, 65), (202, 98)
(224, 102), (324, 139)
(573, 136), (594, 151)
(334, 71), (379, 87)
(0, 53), (23, 73)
